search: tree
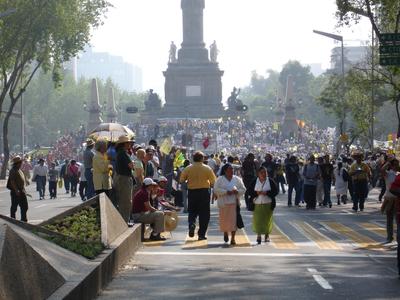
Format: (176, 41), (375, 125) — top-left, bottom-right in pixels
(0, 0), (111, 179)
(336, 0), (400, 137)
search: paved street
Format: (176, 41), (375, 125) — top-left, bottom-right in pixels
(98, 189), (400, 300)
(0, 181), (82, 224)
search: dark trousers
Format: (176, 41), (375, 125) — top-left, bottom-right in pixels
(166, 173), (174, 197)
(352, 180), (368, 211)
(10, 191), (28, 222)
(85, 168), (95, 199)
(64, 177), (70, 192)
(288, 181), (300, 206)
(188, 188), (211, 238)
(304, 184), (317, 209)
(323, 180), (332, 206)
(79, 181), (87, 200)
(36, 175), (46, 198)
(70, 178), (78, 195)
(243, 177), (255, 209)
(387, 206), (395, 241)
(49, 181), (57, 198)
(379, 183), (386, 201)
(397, 219), (400, 274)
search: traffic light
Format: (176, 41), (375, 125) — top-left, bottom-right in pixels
(236, 104), (248, 112)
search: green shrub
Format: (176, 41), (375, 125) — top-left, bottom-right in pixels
(42, 206), (104, 259)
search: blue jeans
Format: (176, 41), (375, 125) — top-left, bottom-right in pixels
(323, 180), (332, 206)
(84, 168), (95, 199)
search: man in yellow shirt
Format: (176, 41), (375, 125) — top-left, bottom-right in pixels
(348, 151), (371, 212)
(180, 151), (216, 240)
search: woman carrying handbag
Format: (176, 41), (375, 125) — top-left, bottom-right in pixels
(214, 164), (246, 245)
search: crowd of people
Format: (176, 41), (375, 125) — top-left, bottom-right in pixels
(3, 117), (400, 274)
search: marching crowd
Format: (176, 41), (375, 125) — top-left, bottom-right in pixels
(4, 124), (400, 274)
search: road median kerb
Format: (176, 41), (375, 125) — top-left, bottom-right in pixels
(0, 193), (142, 300)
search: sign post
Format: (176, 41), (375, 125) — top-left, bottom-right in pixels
(379, 33), (400, 66)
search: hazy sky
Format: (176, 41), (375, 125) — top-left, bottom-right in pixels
(91, 0), (371, 98)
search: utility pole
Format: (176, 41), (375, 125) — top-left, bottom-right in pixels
(371, 26), (375, 150)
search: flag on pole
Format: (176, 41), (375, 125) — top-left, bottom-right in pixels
(174, 150), (185, 169)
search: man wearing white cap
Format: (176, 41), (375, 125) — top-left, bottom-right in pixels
(132, 178), (165, 241)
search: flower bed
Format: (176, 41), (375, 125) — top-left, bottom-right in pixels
(41, 206), (104, 259)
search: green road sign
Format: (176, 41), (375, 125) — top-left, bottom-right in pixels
(380, 45), (400, 54)
(381, 33), (400, 43)
(379, 56), (400, 66)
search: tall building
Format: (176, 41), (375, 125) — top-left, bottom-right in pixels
(76, 47), (143, 92)
(330, 46), (369, 71)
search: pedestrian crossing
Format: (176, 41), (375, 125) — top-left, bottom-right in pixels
(143, 220), (396, 252)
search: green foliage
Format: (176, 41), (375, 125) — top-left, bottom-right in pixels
(43, 207), (104, 259)
(241, 61), (336, 128)
(18, 72), (146, 147)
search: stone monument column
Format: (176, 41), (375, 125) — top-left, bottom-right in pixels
(106, 87), (118, 123)
(281, 75), (298, 139)
(87, 78), (103, 133)
(163, 0), (224, 119)
(178, 0), (208, 63)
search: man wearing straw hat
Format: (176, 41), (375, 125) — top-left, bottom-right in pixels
(6, 156), (28, 222)
(114, 135), (135, 222)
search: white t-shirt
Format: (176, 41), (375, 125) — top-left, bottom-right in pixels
(254, 178), (272, 204)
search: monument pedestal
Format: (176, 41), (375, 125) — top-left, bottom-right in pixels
(161, 0), (224, 119)
(163, 62), (224, 119)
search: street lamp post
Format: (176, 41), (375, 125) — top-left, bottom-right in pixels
(313, 30), (346, 152)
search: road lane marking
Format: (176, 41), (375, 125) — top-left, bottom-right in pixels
(182, 234), (208, 250)
(307, 268), (333, 290)
(359, 222), (387, 238)
(233, 228), (252, 248)
(136, 251), (396, 258)
(292, 221), (342, 250)
(143, 232), (172, 247)
(312, 275), (333, 290)
(322, 222), (383, 250)
(271, 224), (298, 249)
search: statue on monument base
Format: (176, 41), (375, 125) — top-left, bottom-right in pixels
(209, 40), (219, 63)
(227, 87), (244, 111)
(169, 41), (177, 63)
(144, 89), (162, 112)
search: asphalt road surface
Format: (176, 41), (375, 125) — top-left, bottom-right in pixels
(0, 181), (82, 224)
(98, 188), (400, 300)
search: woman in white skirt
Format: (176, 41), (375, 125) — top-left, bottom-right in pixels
(334, 161), (348, 205)
(214, 164), (246, 245)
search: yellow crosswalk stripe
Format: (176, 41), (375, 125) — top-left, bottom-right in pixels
(143, 232), (172, 247)
(271, 224), (298, 249)
(359, 223), (387, 238)
(182, 235), (208, 250)
(322, 222), (383, 250)
(292, 221), (342, 250)
(233, 228), (251, 247)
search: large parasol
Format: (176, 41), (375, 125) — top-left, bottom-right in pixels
(88, 123), (135, 142)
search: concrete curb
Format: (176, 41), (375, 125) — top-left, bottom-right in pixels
(49, 224), (142, 300)
(0, 193), (143, 300)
